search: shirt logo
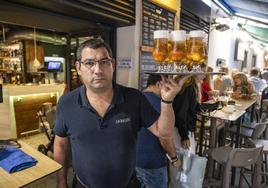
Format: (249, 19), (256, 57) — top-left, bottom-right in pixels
(115, 117), (131, 125)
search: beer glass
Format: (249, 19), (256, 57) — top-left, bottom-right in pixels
(152, 30), (169, 72)
(187, 30), (207, 72)
(169, 30), (187, 72)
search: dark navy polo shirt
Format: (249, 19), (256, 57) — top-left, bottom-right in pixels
(53, 83), (159, 188)
(136, 92), (166, 169)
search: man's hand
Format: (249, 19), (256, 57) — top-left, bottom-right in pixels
(171, 158), (181, 168)
(181, 139), (190, 149)
(159, 75), (188, 102)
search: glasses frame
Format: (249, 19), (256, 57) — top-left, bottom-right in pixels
(79, 58), (113, 69)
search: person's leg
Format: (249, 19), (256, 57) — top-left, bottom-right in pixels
(136, 167), (148, 188)
(148, 166), (168, 188)
(189, 132), (196, 154)
(136, 167), (168, 188)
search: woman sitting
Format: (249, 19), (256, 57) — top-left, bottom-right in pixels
(232, 72), (257, 100)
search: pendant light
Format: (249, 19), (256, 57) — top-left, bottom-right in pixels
(32, 27), (41, 72)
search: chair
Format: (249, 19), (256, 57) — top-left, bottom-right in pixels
(206, 146), (263, 188)
(245, 138), (268, 185)
(260, 86), (268, 118)
(228, 120), (268, 147)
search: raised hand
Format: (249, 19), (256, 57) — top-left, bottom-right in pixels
(159, 75), (188, 102)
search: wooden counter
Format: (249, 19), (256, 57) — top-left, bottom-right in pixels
(0, 141), (61, 187)
(0, 84), (65, 139)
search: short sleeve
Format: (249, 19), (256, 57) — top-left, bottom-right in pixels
(139, 93), (159, 129)
(53, 99), (68, 137)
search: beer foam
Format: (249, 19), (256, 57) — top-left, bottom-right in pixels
(171, 30), (186, 41)
(154, 30), (169, 39)
(189, 30), (205, 38)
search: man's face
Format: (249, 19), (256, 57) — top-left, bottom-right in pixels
(76, 47), (115, 92)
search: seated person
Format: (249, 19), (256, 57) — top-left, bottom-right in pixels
(213, 66), (232, 96)
(232, 72), (257, 100)
(248, 67), (266, 94)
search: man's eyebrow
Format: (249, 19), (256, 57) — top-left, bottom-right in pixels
(82, 57), (110, 61)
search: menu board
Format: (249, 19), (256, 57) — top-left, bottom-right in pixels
(140, 52), (158, 90)
(142, 0), (176, 48)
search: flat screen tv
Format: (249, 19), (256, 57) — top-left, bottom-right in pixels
(47, 61), (61, 71)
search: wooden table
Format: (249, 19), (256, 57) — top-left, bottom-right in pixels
(201, 98), (256, 179)
(0, 141), (61, 187)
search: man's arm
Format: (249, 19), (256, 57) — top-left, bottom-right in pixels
(159, 137), (181, 167)
(148, 76), (187, 139)
(54, 135), (70, 188)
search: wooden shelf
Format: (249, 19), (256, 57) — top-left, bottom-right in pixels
(0, 69), (22, 74)
(0, 56), (22, 59)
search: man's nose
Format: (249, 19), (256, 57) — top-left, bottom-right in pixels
(93, 62), (102, 73)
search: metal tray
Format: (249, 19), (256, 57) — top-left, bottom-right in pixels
(144, 71), (225, 75)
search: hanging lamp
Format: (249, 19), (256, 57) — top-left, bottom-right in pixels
(32, 27), (41, 72)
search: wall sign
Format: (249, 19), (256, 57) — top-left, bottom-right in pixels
(140, 52), (158, 90)
(117, 57), (132, 69)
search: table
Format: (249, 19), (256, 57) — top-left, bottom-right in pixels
(201, 98), (256, 179)
(0, 141), (61, 187)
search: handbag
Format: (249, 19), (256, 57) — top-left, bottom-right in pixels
(169, 150), (207, 188)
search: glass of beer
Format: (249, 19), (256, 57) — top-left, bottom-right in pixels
(169, 30), (187, 72)
(152, 30), (169, 72)
(187, 30), (207, 72)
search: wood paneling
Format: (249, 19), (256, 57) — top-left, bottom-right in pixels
(24, 40), (44, 71)
(13, 93), (57, 138)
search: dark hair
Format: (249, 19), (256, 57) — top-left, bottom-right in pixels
(146, 74), (161, 87)
(76, 37), (113, 61)
(250, 67), (260, 77)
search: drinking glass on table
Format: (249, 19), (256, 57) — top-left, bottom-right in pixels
(212, 90), (219, 102)
(224, 87), (232, 104)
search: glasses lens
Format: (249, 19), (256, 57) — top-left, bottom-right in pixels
(83, 61), (95, 68)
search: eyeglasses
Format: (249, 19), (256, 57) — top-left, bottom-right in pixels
(79, 58), (112, 69)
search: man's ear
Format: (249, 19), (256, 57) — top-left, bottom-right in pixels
(112, 58), (116, 72)
(75, 61), (81, 75)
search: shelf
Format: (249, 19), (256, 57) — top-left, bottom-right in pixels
(144, 71), (226, 75)
(0, 69), (22, 74)
(0, 56), (22, 59)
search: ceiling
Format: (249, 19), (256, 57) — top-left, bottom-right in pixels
(0, 0), (135, 34)
(216, 0), (268, 24)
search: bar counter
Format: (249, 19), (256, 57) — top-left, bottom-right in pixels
(0, 84), (65, 139)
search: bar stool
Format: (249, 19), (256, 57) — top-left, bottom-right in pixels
(204, 146), (263, 188)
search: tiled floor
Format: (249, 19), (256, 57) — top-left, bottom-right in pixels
(19, 133), (73, 188)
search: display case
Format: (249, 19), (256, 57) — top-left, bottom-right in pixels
(0, 43), (24, 84)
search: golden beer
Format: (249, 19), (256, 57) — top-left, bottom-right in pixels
(152, 30), (169, 64)
(187, 30), (207, 64)
(169, 30), (187, 65)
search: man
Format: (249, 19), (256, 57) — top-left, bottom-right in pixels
(249, 67), (265, 94)
(53, 37), (185, 188)
(136, 75), (180, 188)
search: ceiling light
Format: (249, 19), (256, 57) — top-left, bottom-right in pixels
(215, 24), (230, 31)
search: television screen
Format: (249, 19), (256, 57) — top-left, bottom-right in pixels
(48, 61), (61, 71)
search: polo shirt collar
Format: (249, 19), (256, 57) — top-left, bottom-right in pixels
(78, 82), (124, 108)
